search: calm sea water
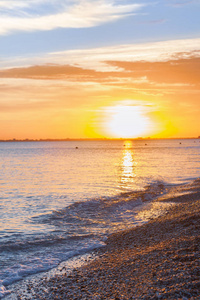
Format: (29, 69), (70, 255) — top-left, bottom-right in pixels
(0, 139), (200, 297)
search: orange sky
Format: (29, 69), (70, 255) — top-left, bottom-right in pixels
(0, 43), (199, 139)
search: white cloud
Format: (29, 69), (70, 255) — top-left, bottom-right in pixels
(0, 77), (103, 90)
(0, 0), (46, 9)
(42, 38), (200, 71)
(0, 1), (30, 9)
(0, 0), (60, 9)
(0, 0), (143, 35)
(1, 38), (200, 72)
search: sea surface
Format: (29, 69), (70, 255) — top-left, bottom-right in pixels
(0, 139), (200, 297)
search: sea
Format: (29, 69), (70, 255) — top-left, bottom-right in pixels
(0, 139), (200, 298)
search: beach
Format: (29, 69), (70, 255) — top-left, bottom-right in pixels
(0, 0), (200, 295)
(6, 179), (200, 299)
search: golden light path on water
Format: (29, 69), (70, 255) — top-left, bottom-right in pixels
(121, 140), (136, 185)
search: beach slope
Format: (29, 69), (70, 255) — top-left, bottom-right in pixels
(7, 181), (200, 299)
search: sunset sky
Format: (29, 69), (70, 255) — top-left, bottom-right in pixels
(0, 0), (199, 139)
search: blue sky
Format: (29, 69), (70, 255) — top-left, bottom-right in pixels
(0, 0), (199, 61)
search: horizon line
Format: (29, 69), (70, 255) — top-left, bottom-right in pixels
(0, 137), (200, 142)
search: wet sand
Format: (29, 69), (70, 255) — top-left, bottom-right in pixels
(6, 181), (200, 299)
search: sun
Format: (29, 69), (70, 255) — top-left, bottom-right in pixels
(104, 104), (153, 138)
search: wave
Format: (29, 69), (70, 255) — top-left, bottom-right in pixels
(0, 238), (105, 299)
(1, 180), (167, 253)
(0, 180), (179, 297)
(33, 180), (167, 230)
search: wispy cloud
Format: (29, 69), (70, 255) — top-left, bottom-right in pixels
(0, 0), (144, 35)
(0, 38), (200, 74)
(0, 0), (34, 9)
(139, 18), (167, 25)
(36, 38), (200, 72)
(1, 38), (200, 72)
(0, 0), (62, 10)
(166, 0), (198, 7)
(0, 44), (199, 100)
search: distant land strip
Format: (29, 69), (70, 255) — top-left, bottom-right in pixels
(0, 137), (200, 142)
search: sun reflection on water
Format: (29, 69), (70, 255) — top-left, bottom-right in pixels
(120, 141), (136, 185)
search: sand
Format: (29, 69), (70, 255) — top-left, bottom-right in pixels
(5, 180), (200, 299)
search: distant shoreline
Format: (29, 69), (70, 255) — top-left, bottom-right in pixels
(0, 137), (200, 142)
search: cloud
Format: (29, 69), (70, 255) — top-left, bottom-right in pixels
(0, 37), (199, 101)
(0, 50), (199, 100)
(139, 18), (167, 25)
(0, 0), (34, 9)
(33, 38), (200, 72)
(2, 37), (199, 73)
(0, 0), (144, 35)
(0, 64), (97, 79)
(166, 0), (197, 7)
(0, 38), (199, 100)
(0, 0), (62, 10)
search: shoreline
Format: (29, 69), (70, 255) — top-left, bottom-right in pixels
(5, 180), (200, 299)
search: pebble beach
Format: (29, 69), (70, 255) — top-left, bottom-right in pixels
(5, 180), (200, 300)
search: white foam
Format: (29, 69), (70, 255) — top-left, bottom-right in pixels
(0, 239), (106, 291)
(0, 284), (11, 299)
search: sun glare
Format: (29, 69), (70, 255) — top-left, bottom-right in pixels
(105, 104), (153, 138)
